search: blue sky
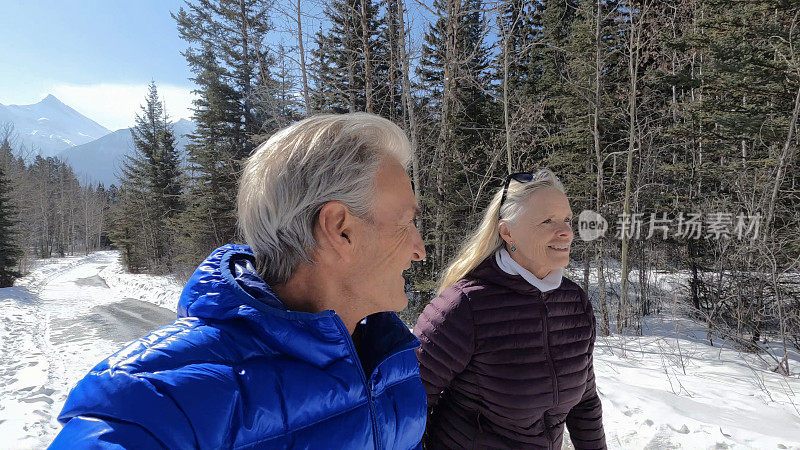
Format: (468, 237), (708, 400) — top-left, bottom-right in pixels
(0, 0), (436, 131)
(0, 0), (197, 130)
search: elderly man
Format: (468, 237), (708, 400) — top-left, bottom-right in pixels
(51, 113), (427, 449)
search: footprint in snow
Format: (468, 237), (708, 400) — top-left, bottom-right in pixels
(20, 395), (54, 404)
(667, 424), (690, 434)
(623, 406), (642, 417)
(27, 386), (55, 396)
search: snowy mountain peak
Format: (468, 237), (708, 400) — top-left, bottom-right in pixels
(0, 95), (111, 158)
(39, 94), (65, 106)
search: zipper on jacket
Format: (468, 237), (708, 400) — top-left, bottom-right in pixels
(540, 301), (559, 408)
(334, 317), (382, 450)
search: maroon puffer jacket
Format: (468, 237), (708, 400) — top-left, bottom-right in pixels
(414, 256), (605, 449)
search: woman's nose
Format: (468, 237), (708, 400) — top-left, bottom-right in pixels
(557, 222), (573, 238)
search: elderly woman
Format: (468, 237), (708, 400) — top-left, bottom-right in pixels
(414, 169), (606, 449)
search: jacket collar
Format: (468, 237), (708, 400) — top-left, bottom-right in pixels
(468, 253), (573, 296)
(495, 248), (563, 292)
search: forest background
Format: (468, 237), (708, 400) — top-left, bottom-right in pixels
(0, 0), (798, 376)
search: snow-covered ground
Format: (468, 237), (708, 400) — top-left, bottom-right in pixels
(583, 317), (800, 449)
(1, 252), (798, 448)
(0, 251), (182, 448)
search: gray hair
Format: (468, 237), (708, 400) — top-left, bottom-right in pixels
(499, 169), (566, 224)
(237, 113), (411, 286)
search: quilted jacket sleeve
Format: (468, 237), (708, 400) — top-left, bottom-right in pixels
(565, 293), (607, 450)
(51, 368), (197, 449)
(50, 416), (166, 449)
(413, 284), (475, 407)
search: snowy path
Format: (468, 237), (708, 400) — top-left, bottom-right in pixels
(0, 252), (179, 448)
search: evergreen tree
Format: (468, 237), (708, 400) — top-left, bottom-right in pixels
(678, 0), (800, 342)
(416, 0), (496, 272)
(311, 0), (397, 116)
(311, 25), (343, 113)
(493, 0), (547, 103)
(492, 0), (549, 173)
(111, 83), (183, 272)
(148, 0), (800, 347)
(536, 0), (581, 166)
(380, 0), (404, 122)
(177, 49), (243, 266)
(174, 0), (279, 266)
(543, 0), (628, 208)
(256, 43), (303, 131)
(0, 144), (21, 287)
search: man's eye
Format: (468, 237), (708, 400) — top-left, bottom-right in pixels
(542, 219), (552, 224)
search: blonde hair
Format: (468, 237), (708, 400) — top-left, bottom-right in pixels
(237, 113), (410, 286)
(437, 169), (565, 292)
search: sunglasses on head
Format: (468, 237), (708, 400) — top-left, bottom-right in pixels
(499, 170), (552, 218)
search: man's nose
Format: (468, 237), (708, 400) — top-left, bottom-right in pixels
(411, 225), (426, 261)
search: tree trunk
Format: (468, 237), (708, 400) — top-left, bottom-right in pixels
(397, 0), (422, 236)
(361, 0), (373, 112)
(239, 0), (252, 135)
(766, 85), (800, 230)
(593, 0), (609, 336)
(502, 11), (512, 173)
(387, 0), (398, 122)
(434, 0), (458, 269)
(619, 2), (645, 333)
(296, 0), (312, 115)
(346, 2), (356, 112)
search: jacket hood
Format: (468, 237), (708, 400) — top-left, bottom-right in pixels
(178, 244), (285, 320)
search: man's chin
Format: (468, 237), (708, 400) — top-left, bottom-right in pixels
(390, 295), (409, 312)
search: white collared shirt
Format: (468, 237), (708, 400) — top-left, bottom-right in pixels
(494, 247), (563, 292)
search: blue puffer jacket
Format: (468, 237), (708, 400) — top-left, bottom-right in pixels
(51, 245), (427, 449)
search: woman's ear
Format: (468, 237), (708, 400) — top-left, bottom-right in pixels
(498, 220), (513, 245)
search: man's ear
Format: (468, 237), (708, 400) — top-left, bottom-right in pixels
(316, 201), (356, 260)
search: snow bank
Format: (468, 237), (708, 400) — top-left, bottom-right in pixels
(96, 251), (183, 313)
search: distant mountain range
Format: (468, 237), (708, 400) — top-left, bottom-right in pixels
(1, 95), (195, 187)
(0, 94), (111, 157)
(58, 118), (195, 187)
